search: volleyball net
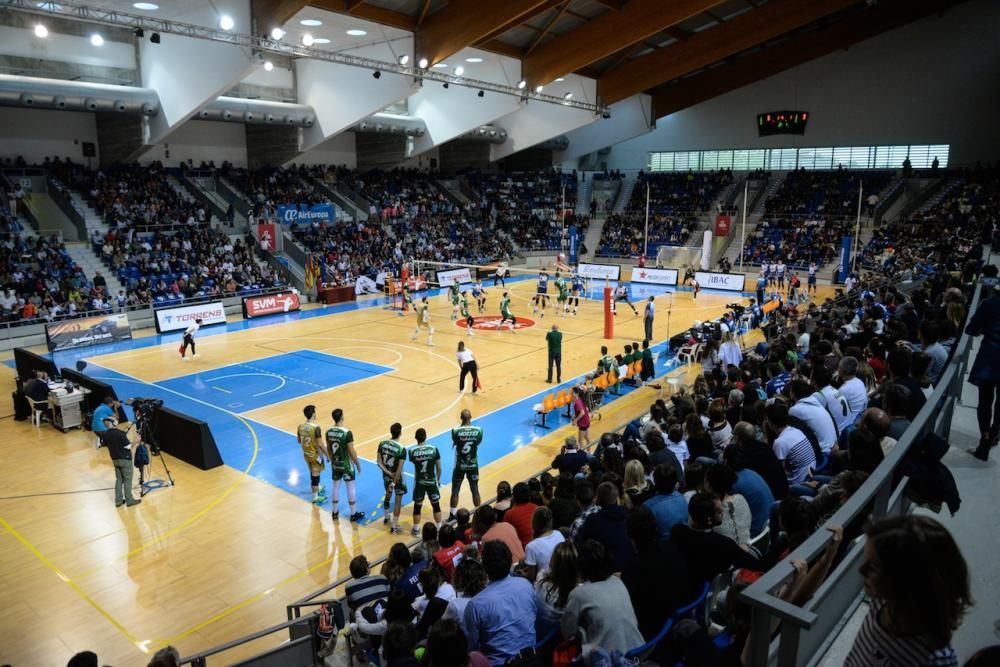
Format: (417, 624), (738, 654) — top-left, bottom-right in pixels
(655, 245), (704, 273)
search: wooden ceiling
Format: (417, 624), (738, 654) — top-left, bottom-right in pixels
(253, 0), (969, 116)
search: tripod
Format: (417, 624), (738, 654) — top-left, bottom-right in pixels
(126, 417), (176, 497)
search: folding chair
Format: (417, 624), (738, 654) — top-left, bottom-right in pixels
(534, 393), (557, 428)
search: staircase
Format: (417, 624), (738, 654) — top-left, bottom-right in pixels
(65, 242), (125, 297)
(435, 178), (472, 207)
(66, 190), (109, 237)
(613, 173), (638, 213)
(306, 176), (367, 222)
(575, 175), (592, 216)
(581, 216), (606, 259)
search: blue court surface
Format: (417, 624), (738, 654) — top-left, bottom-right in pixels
(155, 350), (393, 413)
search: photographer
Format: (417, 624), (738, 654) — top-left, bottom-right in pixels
(92, 397), (120, 448)
(99, 424), (141, 508)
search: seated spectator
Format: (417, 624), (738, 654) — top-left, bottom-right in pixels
(345, 555), (390, 615)
(503, 482), (539, 548)
(838, 356), (870, 416)
(434, 524), (466, 582)
(723, 445), (776, 536)
(664, 424), (690, 468)
(764, 402), (817, 488)
(448, 555), (488, 637)
(383, 542), (424, 602)
(621, 506), (693, 640)
(414, 565), (457, 617)
(472, 505), (524, 563)
(535, 541), (579, 634)
(574, 481), (636, 571)
(883, 383), (913, 440)
(522, 506), (564, 581)
(623, 459), (655, 506)
(493, 482), (513, 519)
(846, 515), (971, 667)
(414, 523), (441, 563)
(561, 540), (643, 652)
(703, 463), (752, 549)
(788, 379), (839, 456)
(729, 421), (789, 500)
(671, 493), (781, 584)
(569, 479), (598, 541)
(551, 436), (590, 476)
(548, 474), (580, 530)
(384, 621), (419, 667)
(426, 619), (490, 667)
(644, 463), (688, 539)
(464, 540), (537, 665)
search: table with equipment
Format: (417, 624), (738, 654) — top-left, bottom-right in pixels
(48, 383), (91, 431)
(318, 284), (356, 304)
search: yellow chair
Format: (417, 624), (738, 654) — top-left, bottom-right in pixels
(534, 393), (557, 428)
(594, 375), (607, 390)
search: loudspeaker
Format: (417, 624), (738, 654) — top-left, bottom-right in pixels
(82, 142), (96, 158)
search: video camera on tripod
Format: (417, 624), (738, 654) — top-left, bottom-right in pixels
(129, 397), (164, 453)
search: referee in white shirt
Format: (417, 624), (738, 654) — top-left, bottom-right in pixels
(456, 341), (479, 394)
(180, 318), (202, 361)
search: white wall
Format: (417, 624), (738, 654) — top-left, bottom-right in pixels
(0, 107), (98, 164)
(605, 0), (1000, 170)
(289, 132), (357, 169)
(140, 119), (248, 167)
(0, 25), (135, 70)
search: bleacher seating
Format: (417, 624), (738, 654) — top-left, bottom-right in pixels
(467, 171), (581, 250)
(0, 234), (89, 323)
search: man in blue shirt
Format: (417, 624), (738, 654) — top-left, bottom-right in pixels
(92, 397), (120, 448)
(642, 464), (689, 539)
(465, 540), (537, 665)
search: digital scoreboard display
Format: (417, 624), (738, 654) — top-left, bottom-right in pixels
(757, 111), (809, 136)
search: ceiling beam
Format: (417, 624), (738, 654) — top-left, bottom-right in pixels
(525, 1), (572, 56)
(475, 0), (563, 44)
(252, 0), (309, 34)
(600, 0), (862, 105)
(415, 0), (432, 29)
(301, 0), (418, 30)
(592, 0), (624, 9)
(476, 39), (525, 59)
(650, 0), (965, 119)
(344, 0), (368, 12)
(416, 0), (555, 65)
(521, 0), (725, 86)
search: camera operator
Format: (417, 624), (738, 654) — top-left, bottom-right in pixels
(98, 424), (141, 508)
(92, 397), (120, 448)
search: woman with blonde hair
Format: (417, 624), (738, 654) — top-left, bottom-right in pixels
(719, 330), (743, 368)
(623, 459), (654, 506)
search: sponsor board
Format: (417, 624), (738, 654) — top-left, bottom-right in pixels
(45, 313), (133, 352)
(714, 215), (732, 236)
(576, 262), (621, 281)
(437, 267), (473, 287)
(453, 315), (536, 331)
(276, 203), (335, 224)
(693, 271), (746, 292)
(242, 291), (301, 319)
(154, 301), (226, 333)
(630, 267), (678, 286)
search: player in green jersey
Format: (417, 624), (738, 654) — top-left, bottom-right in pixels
(325, 408), (363, 522)
(407, 427), (442, 535)
(449, 409), (483, 517)
(555, 272), (570, 316)
(297, 404), (330, 504)
(460, 291), (475, 336)
(498, 291), (517, 334)
(449, 281), (461, 320)
(411, 296), (434, 346)
(376, 422), (407, 533)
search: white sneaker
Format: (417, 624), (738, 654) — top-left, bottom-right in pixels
(192, 354), (199, 358)
(467, 330), (473, 336)
(182, 357), (190, 362)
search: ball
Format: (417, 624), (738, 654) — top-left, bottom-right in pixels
(558, 253), (566, 262)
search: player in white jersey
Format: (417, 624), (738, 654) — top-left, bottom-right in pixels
(768, 261), (778, 287)
(180, 318), (202, 360)
(808, 262), (818, 294)
(776, 261), (786, 289)
(612, 284), (638, 315)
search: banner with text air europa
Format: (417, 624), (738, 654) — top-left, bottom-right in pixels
(437, 268), (473, 287)
(276, 203), (336, 224)
(694, 271), (746, 292)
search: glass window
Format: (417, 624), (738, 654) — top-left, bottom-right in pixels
(732, 150), (750, 170)
(701, 151), (718, 170)
(797, 147), (816, 170)
(717, 150), (733, 169)
(907, 145), (932, 169)
(812, 148), (833, 169)
(850, 146), (872, 169)
(746, 149), (766, 169)
(647, 144), (948, 172)
(927, 144), (949, 168)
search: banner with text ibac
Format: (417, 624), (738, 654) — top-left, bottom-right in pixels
(694, 271), (746, 292)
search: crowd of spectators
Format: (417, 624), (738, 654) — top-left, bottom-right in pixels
(220, 163), (331, 220)
(0, 233), (99, 323)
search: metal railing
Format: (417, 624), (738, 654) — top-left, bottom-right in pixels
(741, 278), (983, 667)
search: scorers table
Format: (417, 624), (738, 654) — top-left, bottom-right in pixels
(48, 383), (91, 431)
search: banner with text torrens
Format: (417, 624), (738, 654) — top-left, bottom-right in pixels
(154, 301), (227, 333)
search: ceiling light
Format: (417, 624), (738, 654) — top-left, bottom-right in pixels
(34, 24), (48, 38)
(465, 57), (484, 63)
(398, 55), (409, 65)
(301, 33), (314, 46)
(132, 2), (159, 9)
(555, 77), (565, 82)
(477, 90), (485, 98)
(150, 32), (160, 43)
(418, 58), (428, 69)
(563, 92), (573, 100)
(517, 79), (526, 89)
(453, 66), (464, 76)
(270, 27), (285, 40)
(535, 85), (544, 93)
(90, 34), (104, 46)
(443, 82), (449, 89)
(432, 63), (448, 69)
(372, 70), (381, 79)
(264, 60), (274, 71)
(346, 29), (367, 36)
(300, 18), (322, 26)
(219, 14), (234, 31)
(313, 37), (330, 44)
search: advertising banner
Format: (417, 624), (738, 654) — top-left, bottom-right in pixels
(714, 215), (732, 237)
(694, 271), (746, 292)
(242, 291), (301, 319)
(276, 203), (336, 224)
(154, 301), (226, 333)
(577, 262), (621, 281)
(45, 313), (132, 352)
(629, 267), (678, 286)
(837, 236), (853, 283)
(568, 225), (578, 265)
(257, 223), (276, 251)
(437, 267), (473, 287)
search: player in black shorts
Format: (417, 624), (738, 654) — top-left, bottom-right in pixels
(449, 409), (483, 518)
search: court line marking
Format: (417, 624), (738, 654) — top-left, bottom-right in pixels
(205, 372), (288, 398)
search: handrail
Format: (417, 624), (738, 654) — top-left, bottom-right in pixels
(741, 277), (984, 667)
(179, 612), (319, 666)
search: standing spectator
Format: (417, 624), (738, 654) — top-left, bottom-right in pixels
(561, 540), (643, 653)
(551, 436), (589, 477)
(965, 283), (1000, 459)
(464, 540), (537, 666)
(719, 331), (743, 367)
(643, 296), (655, 341)
(574, 481), (635, 571)
(502, 483), (539, 548)
(571, 386), (592, 447)
(845, 515), (971, 667)
(545, 324), (562, 383)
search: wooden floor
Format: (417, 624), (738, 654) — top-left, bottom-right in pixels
(0, 281), (836, 666)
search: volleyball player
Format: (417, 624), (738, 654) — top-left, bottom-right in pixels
(412, 296), (434, 346)
(179, 318), (202, 360)
(326, 408), (364, 522)
(570, 272), (584, 316)
(408, 427), (442, 534)
(768, 260), (778, 287)
(808, 262), (818, 295)
(554, 272), (570, 316)
(499, 292), (517, 334)
(460, 291), (475, 336)
(612, 284), (638, 316)
(471, 280), (487, 313)
(494, 263), (508, 287)
(449, 409), (483, 518)
(399, 284), (413, 316)
(376, 422), (407, 533)
(776, 260), (787, 290)
(533, 270), (550, 317)
(297, 404), (329, 505)
(448, 281), (461, 320)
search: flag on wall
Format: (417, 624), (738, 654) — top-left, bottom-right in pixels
(305, 255), (320, 290)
